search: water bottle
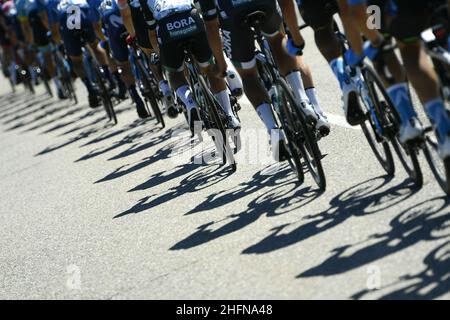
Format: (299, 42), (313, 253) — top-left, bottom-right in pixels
(226, 69), (243, 98)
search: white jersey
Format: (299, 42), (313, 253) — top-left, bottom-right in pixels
(146, 0), (193, 20)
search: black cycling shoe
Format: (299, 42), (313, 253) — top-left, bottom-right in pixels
(136, 98), (150, 119)
(88, 91), (101, 108)
(57, 88), (68, 100)
(167, 105), (179, 119)
(116, 82), (128, 100)
(345, 90), (366, 126)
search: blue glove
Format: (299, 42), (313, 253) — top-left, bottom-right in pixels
(345, 48), (365, 67)
(286, 38), (304, 56)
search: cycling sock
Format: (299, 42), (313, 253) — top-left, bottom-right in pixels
(425, 98), (450, 140)
(329, 58), (347, 89)
(159, 80), (171, 97)
(176, 85), (197, 111)
(215, 90), (233, 116)
(305, 88), (324, 116)
(256, 103), (277, 133)
(81, 77), (94, 93)
(386, 83), (417, 124)
(285, 71), (309, 104)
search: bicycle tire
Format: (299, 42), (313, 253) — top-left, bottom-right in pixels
(198, 75), (236, 171)
(92, 59), (117, 124)
(136, 58), (165, 128)
(277, 78), (325, 190)
(424, 134), (450, 196)
(364, 65), (422, 186)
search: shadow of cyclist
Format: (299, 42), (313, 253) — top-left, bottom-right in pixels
(297, 197), (449, 283)
(241, 175), (419, 255)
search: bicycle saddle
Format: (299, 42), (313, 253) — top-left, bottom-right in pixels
(242, 11), (266, 27)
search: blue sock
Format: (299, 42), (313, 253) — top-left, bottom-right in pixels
(329, 58), (347, 90)
(425, 98), (450, 140)
(387, 83), (417, 124)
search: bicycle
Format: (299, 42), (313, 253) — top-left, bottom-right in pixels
(334, 27), (423, 187)
(420, 24), (450, 195)
(82, 42), (117, 124)
(129, 43), (165, 128)
(52, 44), (78, 104)
(182, 41), (238, 171)
(252, 12), (326, 190)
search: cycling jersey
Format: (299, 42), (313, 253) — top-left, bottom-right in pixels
(14, 0), (45, 22)
(92, 0), (130, 61)
(140, 0), (212, 71)
(58, 0), (98, 56)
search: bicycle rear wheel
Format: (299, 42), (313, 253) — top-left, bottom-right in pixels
(136, 58), (165, 128)
(364, 65), (422, 186)
(93, 63), (117, 124)
(424, 131), (450, 195)
(277, 78), (326, 190)
(198, 75), (236, 171)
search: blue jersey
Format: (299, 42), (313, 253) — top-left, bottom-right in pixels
(44, 0), (60, 25)
(14, 0), (46, 21)
(57, 0), (98, 22)
(91, 0), (124, 31)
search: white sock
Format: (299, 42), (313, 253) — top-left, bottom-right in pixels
(306, 88), (324, 116)
(176, 85), (197, 111)
(215, 90), (233, 116)
(285, 71), (309, 104)
(159, 80), (171, 96)
(256, 103), (277, 133)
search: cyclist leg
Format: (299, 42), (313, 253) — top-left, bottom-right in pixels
(392, 0), (450, 156)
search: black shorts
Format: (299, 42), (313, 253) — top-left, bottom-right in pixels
(389, 0), (446, 42)
(130, 5), (152, 49)
(297, 0), (338, 30)
(157, 9), (212, 71)
(219, 0), (282, 69)
(28, 10), (50, 47)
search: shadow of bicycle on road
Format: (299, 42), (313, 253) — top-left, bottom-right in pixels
(170, 163), (321, 250)
(297, 197), (449, 299)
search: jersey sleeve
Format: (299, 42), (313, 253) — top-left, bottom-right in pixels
(198, 0), (218, 21)
(138, 0), (156, 30)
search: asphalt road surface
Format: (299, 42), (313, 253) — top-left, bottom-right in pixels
(1, 28), (449, 300)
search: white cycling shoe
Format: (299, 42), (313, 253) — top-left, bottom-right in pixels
(342, 81), (366, 126)
(270, 129), (291, 162)
(227, 114), (241, 130)
(398, 117), (424, 144)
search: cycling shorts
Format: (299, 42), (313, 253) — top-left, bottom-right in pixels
(157, 8), (212, 72)
(219, 0), (282, 69)
(297, 0), (338, 30)
(59, 8), (97, 56)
